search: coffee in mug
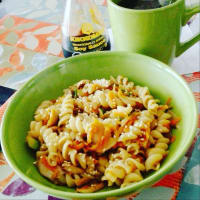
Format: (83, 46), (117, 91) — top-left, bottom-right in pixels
(117, 0), (162, 9)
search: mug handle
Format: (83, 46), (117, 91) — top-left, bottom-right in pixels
(176, 4), (200, 56)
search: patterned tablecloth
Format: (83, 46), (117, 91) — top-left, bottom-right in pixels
(0, 0), (200, 200)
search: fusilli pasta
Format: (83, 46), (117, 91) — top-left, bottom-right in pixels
(26, 76), (179, 192)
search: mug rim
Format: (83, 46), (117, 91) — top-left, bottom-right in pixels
(108, 0), (183, 13)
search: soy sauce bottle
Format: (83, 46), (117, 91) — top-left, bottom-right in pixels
(62, 0), (110, 57)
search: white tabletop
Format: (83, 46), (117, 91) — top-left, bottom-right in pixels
(172, 17), (200, 74)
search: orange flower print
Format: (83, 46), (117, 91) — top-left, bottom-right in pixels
(0, 153), (7, 165)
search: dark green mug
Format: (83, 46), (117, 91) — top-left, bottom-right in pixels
(108, 0), (200, 64)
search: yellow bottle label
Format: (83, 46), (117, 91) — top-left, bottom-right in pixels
(81, 23), (94, 35)
(69, 23), (107, 53)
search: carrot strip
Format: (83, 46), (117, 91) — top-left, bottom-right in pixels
(163, 122), (170, 130)
(69, 142), (85, 150)
(40, 156), (56, 171)
(166, 97), (172, 105)
(170, 117), (181, 127)
(171, 135), (176, 143)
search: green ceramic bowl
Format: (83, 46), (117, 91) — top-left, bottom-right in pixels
(1, 52), (198, 199)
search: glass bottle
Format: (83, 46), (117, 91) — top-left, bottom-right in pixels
(62, 0), (110, 57)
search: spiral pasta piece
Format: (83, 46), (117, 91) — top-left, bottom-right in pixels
(109, 105), (132, 119)
(156, 111), (172, 133)
(90, 89), (129, 109)
(81, 79), (111, 95)
(111, 75), (134, 92)
(121, 169), (143, 187)
(145, 137), (170, 171)
(136, 86), (159, 113)
(28, 121), (42, 138)
(119, 110), (154, 148)
(34, 100), (53, 122)
(103, 153), (145, 186)
(67, 113), (92, 134)
(58, 94), (74, 126)
(40, 126), (59, 152)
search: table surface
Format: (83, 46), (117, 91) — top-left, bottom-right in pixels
(0, 0), (199, 200)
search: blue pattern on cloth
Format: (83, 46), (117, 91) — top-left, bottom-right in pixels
(0, 86), (15, 106)
(177, 132), (200, 200)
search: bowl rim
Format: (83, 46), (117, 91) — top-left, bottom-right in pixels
(1, 51), (198, 199)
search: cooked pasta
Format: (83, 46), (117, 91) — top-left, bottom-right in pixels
(26, 75), (179, 192)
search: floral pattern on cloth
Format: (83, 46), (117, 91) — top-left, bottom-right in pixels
(0, 72), (199, 200)
(3, 0), (109, 26)
(0, 15), (63, 89)
(4, 0), (65, 25)
(2, 178), (36, 197)
(0, 44), (62, 89)
(0, 15), (63, 57)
